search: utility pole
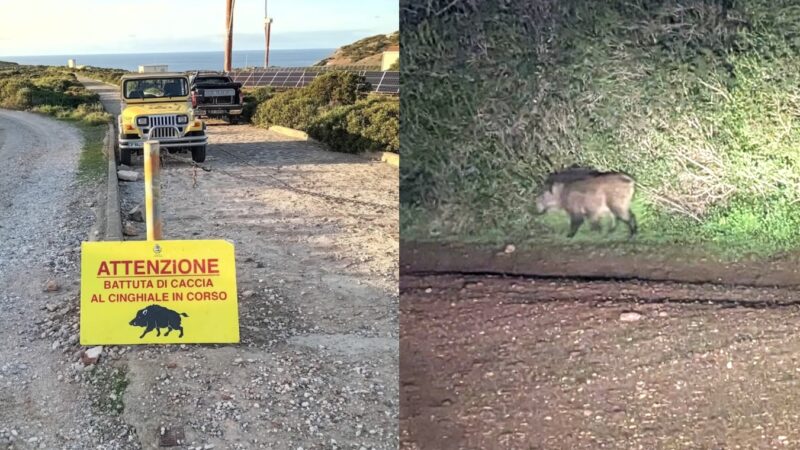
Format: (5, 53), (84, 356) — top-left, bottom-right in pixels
(224, 0), (234, 72)
(264, 0), (273, 68)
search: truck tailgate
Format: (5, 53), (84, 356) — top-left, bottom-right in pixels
(203, 88), (236, 97)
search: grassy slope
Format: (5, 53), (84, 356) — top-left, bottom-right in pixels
(73, 66), (127, 85)
(401, 0), (800, 257)
(0, 65), (111, 183)
(316, 31), (399, 67)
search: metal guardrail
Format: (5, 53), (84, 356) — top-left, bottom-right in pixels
(228, 67), (399, 94)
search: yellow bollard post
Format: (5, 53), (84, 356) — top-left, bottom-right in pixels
(143, 140), (162, 241)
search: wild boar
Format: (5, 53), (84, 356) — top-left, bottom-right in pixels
(536, 170), (637, 238)
(544, 166), (602, 185)
(129, 304), (189, 338)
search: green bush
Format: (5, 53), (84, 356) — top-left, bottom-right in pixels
(249, 70), (397, 155)
(252, 71), (368, 129)
(0, 78), (33, 108)
(254, 90), (320, 130)
(242, 87), (274, 122)
(306, 71), (369, 106)
(74, 66), (128, 85)
(0, 66), (110, 124)
(32, 103), (111, 124)
(308, 96), (399, 154)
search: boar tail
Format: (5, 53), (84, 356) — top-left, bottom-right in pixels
(180, 313), (189, 317)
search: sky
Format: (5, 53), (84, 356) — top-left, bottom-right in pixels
(0, 0), (398, 56)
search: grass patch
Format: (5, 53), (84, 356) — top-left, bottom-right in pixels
(400, 0), (800, 258)
(402, 194), (800, 259)
(76, 122), (108, 184)
(87, 365), (129, 415)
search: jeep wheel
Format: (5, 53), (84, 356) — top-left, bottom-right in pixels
(120, 147), (132, 166)
(191, 145), (206, 163)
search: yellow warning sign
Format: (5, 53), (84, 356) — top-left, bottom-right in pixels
(80, 240), (239, 345)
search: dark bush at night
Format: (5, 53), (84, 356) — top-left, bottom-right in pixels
(401, 0), (800, 255)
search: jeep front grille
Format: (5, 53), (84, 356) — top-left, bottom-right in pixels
(149, 114), (177, 127)
(149, 126), (180, 139)
(141, 115), (182, 139)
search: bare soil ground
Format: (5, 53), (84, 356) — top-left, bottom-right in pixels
(401, 273), (800, 449)
(402, 242), (800, 287)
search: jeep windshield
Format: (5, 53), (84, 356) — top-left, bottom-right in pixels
(194, 77), (231, 84)
(124, 78), (188, 99)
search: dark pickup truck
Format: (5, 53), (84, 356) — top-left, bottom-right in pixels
(189, 72), (244, 124)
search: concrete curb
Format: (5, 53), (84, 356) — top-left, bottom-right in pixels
(268, 125), (310, 140)
(380, 152), (399, 167)
(363, 151), (400, 167)
(104, 123), (123, 241)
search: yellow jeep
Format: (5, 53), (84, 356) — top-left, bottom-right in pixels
(118, 73), (208, 165)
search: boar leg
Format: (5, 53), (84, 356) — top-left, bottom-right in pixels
(567, 215), (584, 238)
(164, 327), (172, 336)
(140, 325), (155, 339)
(612, 208), (638, 237)
(587, 211), (603, 233)
(627, 212), (638, 236)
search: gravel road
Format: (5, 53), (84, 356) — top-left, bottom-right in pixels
(79, 78), (399, 449)
(0, 109), (134, 448)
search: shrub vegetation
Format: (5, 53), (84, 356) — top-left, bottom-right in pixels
(74, 66), (128, 85)
(0, 65), (111, 124)
(0, 64), (112, 183)
(241, 87), (274, 122)
(308, 95), (399, 154)
(250, 71), (399, 154)
(315, 31), (399, 66)
(401, 0), (800, 256)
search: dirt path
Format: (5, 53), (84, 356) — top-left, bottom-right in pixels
(0, 109), (134, 448)
(80, 78), (399, 448)
(402, 241), (800, 287)
(401, 274), (800, 449)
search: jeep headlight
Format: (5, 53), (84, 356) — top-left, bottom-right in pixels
(176, 115), (189, 125)
(136, 116), (148, 127)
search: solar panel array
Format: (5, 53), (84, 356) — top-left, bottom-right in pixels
(228, 67), (399, 95)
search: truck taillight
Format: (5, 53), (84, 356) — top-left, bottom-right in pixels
(239, 91), (244, 104)
(191, 92), (198, 108)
